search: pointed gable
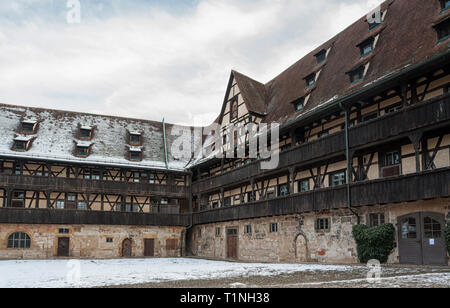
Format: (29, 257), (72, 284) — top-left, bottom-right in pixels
(232, 70), (267, 116)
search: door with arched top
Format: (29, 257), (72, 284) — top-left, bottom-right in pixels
(398, 212), (447, 265)
(122, 239), (132, 257)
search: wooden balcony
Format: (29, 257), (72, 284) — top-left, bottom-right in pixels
(193, 94), (450, 194)
(0, 174), (189, 198)
(192, 167), (450, 225)
(0, 207), (189, 226)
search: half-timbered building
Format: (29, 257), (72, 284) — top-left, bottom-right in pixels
(0, 0), (449, 265)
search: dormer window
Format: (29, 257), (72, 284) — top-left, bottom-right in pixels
(129, 132), (141, 146)
(441, 0), (450, 11)
(305, 73), (316, 88)
(14, 140), (27, 151)
(129, 148), (142, 162)
(359, 38), (374, 57)
(435, 18), (450, 41)
(292, 98), (305, 113)
(348, 66), (365, 84)
(314, 50), (327, 65)
(79, 126), (93, 140)
(21, 120), (37, 134)
(77, 146), (89, 157)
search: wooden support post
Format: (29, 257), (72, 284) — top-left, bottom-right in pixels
(289, 167), (295, 195)
(409, 132), (423, 173)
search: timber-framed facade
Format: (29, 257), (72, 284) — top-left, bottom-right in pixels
(0, 0), (449, 265)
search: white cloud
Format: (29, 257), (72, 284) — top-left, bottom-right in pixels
(0, 0), (384, 126)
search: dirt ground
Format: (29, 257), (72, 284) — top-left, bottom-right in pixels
(109, 264), (450, 288)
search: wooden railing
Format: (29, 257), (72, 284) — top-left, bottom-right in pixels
(0, 174), (189, 198)
(192, 168), (450, 225)
(0, 207), (189, 226)
(192, 94), (450, 194)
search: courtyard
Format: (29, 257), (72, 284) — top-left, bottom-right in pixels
(0, 258), (448, 288)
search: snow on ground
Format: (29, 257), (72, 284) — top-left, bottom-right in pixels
(0, 258), (360, 288)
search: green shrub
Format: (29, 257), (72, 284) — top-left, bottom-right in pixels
(352, 223), (396, 264)
(445, 223), (450, 256)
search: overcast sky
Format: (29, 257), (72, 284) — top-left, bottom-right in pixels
(0, 0), (384, 126)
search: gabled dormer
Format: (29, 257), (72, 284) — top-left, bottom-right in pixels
(12, 136), (35, 152)
(20, 119), (38, 135)
(77, 124), (95, 141)
(128, 130), (143, 146)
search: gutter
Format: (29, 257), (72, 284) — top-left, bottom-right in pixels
(340, 103), (360, 224)
(162, 118), (169, 169)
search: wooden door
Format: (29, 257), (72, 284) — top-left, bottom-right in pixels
(227, 229), (238, 259)
(122, 239), (132, 257)
(398, 212), (447, 265)
(57, 237), (70, 257)
(144, 239), (155, 257)
(421, 213), (447, 266)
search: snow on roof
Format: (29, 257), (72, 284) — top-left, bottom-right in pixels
(129, 146), (142, 152)
(76, 141), (93, 147)
(129, 131), (141, 135)
(80, 125), (92, 130)
(0, 105), (192, 172)
(14, 136), (34, 142)
(22, 119), (37, 124)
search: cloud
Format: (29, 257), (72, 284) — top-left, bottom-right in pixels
(0, 0), (384, 126)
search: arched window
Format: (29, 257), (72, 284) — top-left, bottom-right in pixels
(7, 232), (31, 249)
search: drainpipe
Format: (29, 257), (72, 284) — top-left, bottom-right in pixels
(181, 172), (194, 257)
(340, 103), (360, 224)
(162, 118), (169, 170)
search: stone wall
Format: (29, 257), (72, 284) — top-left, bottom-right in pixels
(187, 199), (450, 264)
(0, 224), (185, 260)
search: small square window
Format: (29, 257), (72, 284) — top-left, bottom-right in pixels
(13, 191), (25, 199)
(59, 228), (70, 234)
(316, 218), (330, 231)
(67, 194), (76, 202)
(435, 18), (450, 41)
(21, 122), (35, 133)
(278, 184), (290, 197)
(80, 128), (92, 139)
(56, 201), (65, 209)
(130, 151), (141, 161)
(244, 225), (252, 234)
(106, 238), (113, 243)
(359, 38), (374, 57)
(349, 66), (365, 84)
(223, 197), (232, 207)
(14, 140), (27, 151)
(305, 73), (316, 88)
(77, 146), (89, 157)
(130, 134), (141, 145)
(384, 151), (400, 166)
(247, 192), (255, 203)
(299, 179), (310, 193)
(293, 97), (305, 113)
(270, 223), (278, 233)
(315, 49), (327, 64)
(369, 213), (385, 227)
(215, 227), (221, 236)
(330, 171), (346, 187)
(77, 202), (87, 211)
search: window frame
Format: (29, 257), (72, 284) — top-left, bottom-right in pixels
(359, 37), (374, 58)
(316, 218), (330, 232)
(369, 213), (386, 227)
(298, 179), (310, 193)
(305, 73), (316, 88)
(330, 170), (346, 187)
(348, 66), (365, 84)
(270, 223), (278, 233)
(314, 49), (327, 65)
(230, 98), (239, 121)
(7, 232), (31, 249)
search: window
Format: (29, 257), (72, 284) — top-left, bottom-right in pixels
(299, 179), (310, 193)
(80, 128), (92, 139)
(270, 223), (278, 233)
(315, 49), (326, 64)
(161, 198), (169, 205)
(231, 99), (238, 121)
(215, 227), (221, 236)
(12, 191), (25, 208)
(21, 122), (35, 133)
(317, 130), (329, 139)
(316, 218), (330, 232)
(56, 201), (65, 210)
(130, 151), (141, 162)
(130, 133), (141, 145)
(106, 238), (113, 243)
(369, 213), (385, 227)
(435, 18), (450, 41)
(362, 112), (378, 122)
(330, 171), (346, 187)
(14, 164), (22, 175)
(278, 184), (290, 197)
(14, 140), (27, 151)
(247, 192), (255, 202)
(401, 218), (417, 239)
(349, 66), (365, 84)
(59, 228), (70, 234)
(293, 98), (305, 113)
(359, 38), (374, 57)
(222, 134), (227, 146)
(244, 225), (252, 234)
(67, 194), (76, 202)
(385, 151), (400, 166)
(91, 171), (101, 181)
(424, 217), (442, 238)
(77, 146), (89, 157)
(77, 201), (87, 211)
(7, 232), (31, 249)
(212, 201), (219, 209)
(305, 73), (316, 88)
(223, 197), (232, 207)
(440, 0), (450, 11)
(386, 103), (403, 114)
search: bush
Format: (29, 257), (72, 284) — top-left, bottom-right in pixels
(445, 224), (450, 256)
(352, 223), (396, 264)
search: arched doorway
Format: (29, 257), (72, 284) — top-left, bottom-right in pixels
(398, 212), (447, 265)
(122, 239), (132, 257)
(294, 232), (309, 263)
